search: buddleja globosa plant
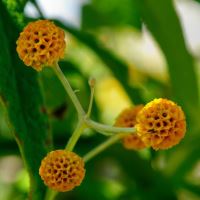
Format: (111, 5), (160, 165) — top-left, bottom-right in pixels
(16, 20), (186, 200)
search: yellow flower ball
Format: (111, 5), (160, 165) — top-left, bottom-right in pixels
(122, 134), (147, 150)
(39, 150), (85, 192)
(115, 105), (146, 150)
(136, 98), (186, 150)
(16, 20), (66, 71)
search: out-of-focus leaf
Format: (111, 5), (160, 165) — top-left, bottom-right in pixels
(181, 181), (200, 197)
(165, 137), (200, 185)
(54, 20), (144, 104)
(82, 0), (141, 30)
(60, 141), (177, 200)
(140, 0), (200, 120)
(107, 146), (177, 200)
(2, 0), (28, 27)
(141, 77), (170, 102)
(0, 139), (18, 156)
(0, 3), (52, 200)
(140, 0), (200, 189)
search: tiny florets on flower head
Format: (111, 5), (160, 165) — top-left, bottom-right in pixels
(136, 98), (186, 150)
(16, 20), (66, 71)
(39, 150), (85, 192)
(114, 105), (147, 150)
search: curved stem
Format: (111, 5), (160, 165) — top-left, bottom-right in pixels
(85, 118), (136, 133)
(65, 120), (87, 151)
(94, 130), (115, 136)
(53, 63), (85, 118)
(86, 78), (95, 117)
(83, 133), (125, 163)
(46, 63), (88, 200)
(47, 63), (138, 200)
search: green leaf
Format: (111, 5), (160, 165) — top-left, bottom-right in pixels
(0, 3), (52, 200)
(82, 0), (141, 30)
(140, 0), (200, 119)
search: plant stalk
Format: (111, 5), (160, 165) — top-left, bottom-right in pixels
(53, 63), (85, 118)
(83, 133), (126, 163)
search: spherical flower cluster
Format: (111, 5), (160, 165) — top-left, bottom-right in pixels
(122, 134), (147, 150)
(114, 105), (146, 150)
(136, 98), (186, 150)
(39, 150), (85, 192)
(16, 20), (66, 71)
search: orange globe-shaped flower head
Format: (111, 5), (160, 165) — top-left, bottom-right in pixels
(136, 98), (186, 150)
(39, 150), (85, 192)
(114, 105), (147, 150)
(16, 20), (66, 71)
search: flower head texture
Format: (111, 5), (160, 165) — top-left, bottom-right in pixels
(39, 150), (85, 192)
(136, 98), (186, 150)
(16, 20), (66, 71)
(115, 105), (146, 150)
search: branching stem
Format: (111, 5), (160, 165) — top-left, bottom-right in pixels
(48, 63), (137, 200)
(83, 133), (126, 163)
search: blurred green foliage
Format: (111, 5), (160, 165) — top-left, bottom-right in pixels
(82, 0), (141, 30)
(0, 0), (200, 200)
(141, 0), (199, 118)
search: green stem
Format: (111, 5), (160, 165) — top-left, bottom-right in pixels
(45, 190), (57, 200)
(85, 118), (136, 133)
(45, 121), (87, 200)
(46, 63), (87, 200)
(47, 63), (138, 200)
(53, 63), (85, 118)
(86, 78), (95, 117)
(83, 133), (125, 163)
(65, 120), (86, 151)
